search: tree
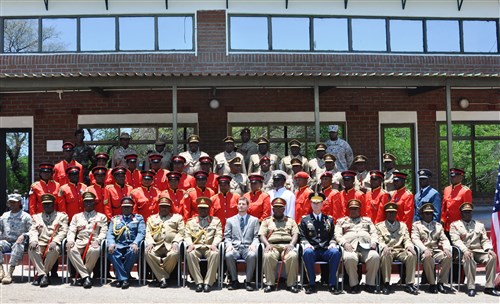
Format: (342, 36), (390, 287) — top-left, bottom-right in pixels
(3, 19), (66, 53)
(6, 132), (29, 193)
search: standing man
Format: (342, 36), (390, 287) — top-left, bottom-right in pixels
(211, 175), (240, 230)
(66, 192), (108, 289)
(228, 157), (249, 196)
(106, 196), (145, 289)
(244, 174), (271, 222)
(185, 171), (216, 219)
(335, 199), (380, 294)
(259, 197), (300, 293)
(414, 169), (441, 222)
(365, 170), (390, 224)
(0, 194), (33, 284)
(28, 194), (69, 287)
(145, 197), (184, 289)
(112, 132), (136, 168)
(130, 170), (161, 221)
(179, 135), (209, 176)
(382, 152), (397, 192)
(224, 197), (260, 291)
(268, 171), (296, 220)
(214, 136), (246, 175)
(441, 168), (472, 233)
(247, 137), (279, 174)
(160, 172), (189, 221)
(145, 138), (172, 170)
(171, 155), (196, 191)
(280, 139), (309, 176)
(294, 171), (313, 223)
(103, 167), (133, 220)
(376, 203), (418, 295)
(185, 197), (223, 293)
(389, 171), (414, 232)
(57, 166), (87, 222)
(411, 203), (452, 294)
(124, 154), (142, 189)
(87, 166), (108, 214)
(319, 172), (341, 219)
(300, 193), (341, 294)
(308, 144), (327, 186)
(353, 155), (370, 193)
(199, 156), (219, 193)
(450, 203), (499, 297)
(148, 154), (169, 191)
(88, 152), (113, 186)
(338, 170), (366, 220)
(29, 163), (60, 215)
(73, 129), (96, 185)
(237, 128), (259, 170)
(324, 125), (353, 172)
(54, 142), (84, 186)
(256, 156), (273, 193)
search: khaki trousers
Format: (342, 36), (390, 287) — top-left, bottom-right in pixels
(380, 250), (416, 284)
(29, 245), (60, 276)
(463, 251), (497, 289)
(68, 245), (100, 278)
(262, 245), (298, 287)
(146, 246), (179, 281)
(186, 247), (219, 286)
(343, 248), (380, 287)
(421, 250), (451, 285)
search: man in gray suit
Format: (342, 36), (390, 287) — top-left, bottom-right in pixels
(224, 197), (260, 291)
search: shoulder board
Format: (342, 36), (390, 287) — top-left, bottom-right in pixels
(326, 215), (333, 219)
(186, 188), (195, 193)
(130, 188), (138, 194)
(380, 189), (388, 194)
(32, 181), (41, 187)
(389, 190), (396, 196)
(405, 190), (412, 195)
(462, 185), (470, 190)
(105, 184), (115, 189)
(362, 217), (372, 222)
(301, 215), (307, 218)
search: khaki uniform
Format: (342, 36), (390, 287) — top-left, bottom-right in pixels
(213, 151), (247, 175)
(376, 221), (416, 284)
(248, 153), (279, 174)
(112, 146), (137, 168)
(355, 171), (371, 192)
(259, 216), (299, 287)
(335, 216), (380, 286)
(179, 150), (209, 176)
(228, 172), (249, 196)
(384, 168), (396, 192)
(28, 212), (69, 276)
(145, 213), (184, 280)
(280, 155), (309, 176)
(450, 219), (496, 289)
(184, 216), (222, 286)
(308, 158), (325, 184)
(258, 170), (273, 193)
(67, 211), (108, 278)
(411, 221), (451, 285)
(237, 141), (259, 169)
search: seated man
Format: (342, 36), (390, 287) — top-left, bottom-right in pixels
(66, 192), (108, 289)
(224, 197), (260, 291)
(185, 197), (222, 293)
(411, 203), (452, 294)
(28, 194), (69, 287)
(335, 199), (380, 294)
(0, 194), (33, 284)
(106, 196), (146, 289)
(259, 197), (299, 293)
(300, 193), (341, 295)
(145, 197), (184, 289)
(375, 202), (418, 295)
(450, 202), (499, 297)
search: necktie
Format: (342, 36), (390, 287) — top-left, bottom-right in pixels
(240, 216), (245, 231)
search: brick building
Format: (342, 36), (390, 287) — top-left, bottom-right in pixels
(0, 0), (499, 211)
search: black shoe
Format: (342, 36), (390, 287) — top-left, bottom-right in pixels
(305, 285), (316, 294)
(159, 278), (168, 289)
(195, 284), (203, 292)
(437, 283), (448, 294)
(467, 289), (476, 297)
(286, 285), (299, 293)
(404, 284), (418, 295)
(50, 271), (59, 279)
(263, 285), (273, 293)
(32, 276), (41, 286)
(429, 284), (438, 294)
(121, 280), (130, 289)
(114, 280), (123, 288)
(82, 277), (92, 289)
(245, 282), (254, 291)
(203, 284), (211, 293)
(39, 275), (49, 288)
(329, 285), (341, 294)
(484, 288), (500, 296)
(349, 284), (361, 294)
(382, 283), (390, 295)
(228, 280), (239, 290)
(365, 284), (377, 294)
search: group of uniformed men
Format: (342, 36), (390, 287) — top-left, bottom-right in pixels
(0, 126), (498, 297)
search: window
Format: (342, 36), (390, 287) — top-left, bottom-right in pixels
(81, 17), (115, 51)
(313, 18), (348, 51)
(438, 122), (500, 196)
(229, 123), (345, 159)
(158, 16), (194, 50)
(41, 18), (77, 52)
(389, 19), (423, 52)
(3, 19), (38, 52)
(463, 20), (498, 53)
(81, 124), (196, 169)
(426, 20), (460, 52)
(272, 17), (309, 50)
(119, 17), (155, 51)
(351, 18), (387, 51)
(230, 16), (268, 50)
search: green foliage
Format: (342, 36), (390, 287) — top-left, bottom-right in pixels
(383, 126), (415, 192)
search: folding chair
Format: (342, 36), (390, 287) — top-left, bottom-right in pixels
(415, 246), (453, 291)
(104, 240), (145, 285)
(64, 238), (107, 285)
(299, 244), (343, 290)
(142, 241), (184, 286)
(219, 242), (261, 289)
(339, 246), (380, 292)
(260, 244), (300, 290)
(183, 242), (224, 288)
(2, 243), (29, 282)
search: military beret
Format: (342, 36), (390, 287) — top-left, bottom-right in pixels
(141, 170), (155, 179)
(194, 170), (208, 179)
(120, 196), (135, 207)
(384, 202), (398, 212)
(315, 143), (326, 151)
(308, 192), (326, 203)
(419, 203), (435, 213)
(294, 171), (310, 180)
(449, 168), (465, 177)
(290, 158), (303, 166)
(353, 155), (368, 163)
(82, 191), (96, 201)
(393, 171), (408, 181)
(39, 162), (54, 172)
(167, 172), (182, 180)
(112, 166), (127, 175)
(65, 166), (80, 175)
(223, 136), (235, 143)
(216, 175), (232, 183)
(259, 156), (270, 165)
(347, 199), (362, 209)
(196, 197), (212, 208)
(124, 154), (138, 162)
(249, 173), (264, 183)
(289, 139), (301, 147)
(341, 170), (357, 179)
(62, 142), (75, 151)
(459, 202), (473, 211)
(323, 153), (336, 163)
(257, 137), (269, 145)
(149, 154), (163, 163)
(41, 193), (56, 204)
(369, 170), (384, 180)
(383, 152), (397, 162)
(188, 135), (200, 143)
(158, 197), (172, 206)
(418, 169), (432, 179)
(228, 157), (242, 165)
(271, 197), (286, 207)
(119, 132), (131, 139)
(171, 155), (186, 163)
(95, 152), (110, 160)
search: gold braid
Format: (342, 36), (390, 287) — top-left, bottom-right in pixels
(113, 217), (129, 240)
(191, 229), (206, 244)
(147, 221), (163, 237)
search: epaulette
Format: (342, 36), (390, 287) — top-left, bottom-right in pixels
(130, 188), (138, 195)
(462, 185), (470, 190)
(32, 181), (40, 187)
(405, 190), (412, 195)
(326, 215), (333, 219)
(105, 184), (115, 189)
